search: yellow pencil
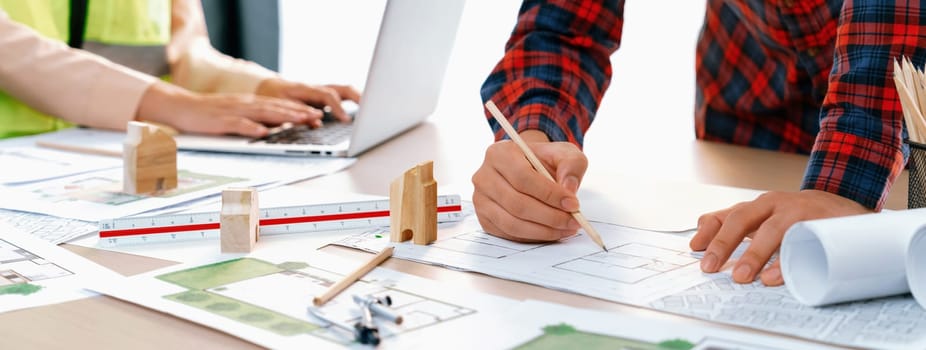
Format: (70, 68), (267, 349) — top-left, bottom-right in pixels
(484, 101), (608, 252)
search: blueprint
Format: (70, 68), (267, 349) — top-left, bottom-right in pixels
(0, 222), (115, 313)
(333, 216), (926, 350)
(649, 278), (925, 348)
(0, 168), (258, 221)
(87, 248), (517, 349)
(910, 226), (926, 310)
(0, 146), (119, 185)
(335, 218), (710, 305)
(781, 209), (926, 307)
(0, 127), (356, 222)
(0, 209), (97, 244)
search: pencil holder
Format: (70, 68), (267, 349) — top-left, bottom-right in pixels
(909, 140), (926, 209)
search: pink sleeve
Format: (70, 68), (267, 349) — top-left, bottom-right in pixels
(0, 10), (156, 130)
(167, 0), (277, 94)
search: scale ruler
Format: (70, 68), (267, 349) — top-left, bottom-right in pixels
(98, 195), (464, 247)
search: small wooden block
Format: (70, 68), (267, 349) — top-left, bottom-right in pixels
(123, 121), (178, 194)
(389, 161), (437, 245)
(220, 188), (260, 253)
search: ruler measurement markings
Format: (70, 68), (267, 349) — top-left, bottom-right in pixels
(99, 195), (464, 246)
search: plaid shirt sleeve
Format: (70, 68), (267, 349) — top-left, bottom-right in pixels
(480, 0), (624, 147)
(801, 1), (923, 210)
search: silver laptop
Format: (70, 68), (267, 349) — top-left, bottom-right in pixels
(175, 0), (465, 157)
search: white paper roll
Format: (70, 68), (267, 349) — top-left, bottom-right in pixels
(908, 224), (926, 309)
(781, 209), (926, 307)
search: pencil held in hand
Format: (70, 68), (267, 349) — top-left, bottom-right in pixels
(484, 101), (608, 252)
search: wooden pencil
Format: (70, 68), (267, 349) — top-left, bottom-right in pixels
(484, 101), (608, 252)
(894, 58), (926, 143)
(35, 140), (122, 158)
(312, 246), (394, 306)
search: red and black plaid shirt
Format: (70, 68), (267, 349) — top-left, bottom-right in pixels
(482, 0), (924, 210)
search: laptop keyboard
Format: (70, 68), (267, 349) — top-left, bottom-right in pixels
(251, 123), (353, 145)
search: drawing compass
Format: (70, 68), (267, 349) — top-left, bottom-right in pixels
(307, 294), (402, 346)
(308, 306), (381, 346)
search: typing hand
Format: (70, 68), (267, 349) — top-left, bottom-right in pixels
(137, 81), (323, 137)
(472, 130), (587, 242)
(690, 189), (871, 286)
(256, 78), (361, 123)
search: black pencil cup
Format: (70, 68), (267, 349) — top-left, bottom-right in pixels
(908, 140), (926, 209)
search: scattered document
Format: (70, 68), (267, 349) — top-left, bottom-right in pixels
(17, 127), (357, 188)
(176, 151), (356, 189)
(0, 146), (119, 185)
(336, 217), (713, 305)
(474, 300), (841, 350)
(0, 156), (353, 222)
(0, 128), (356, 221)
(0, 222), (116, 313)
(781, 209), (926, 306)
(0, 167), (266, 221)
(0, 209), (97, 244)
(87, 248), (518, 349)
(334, 215), (926, 350)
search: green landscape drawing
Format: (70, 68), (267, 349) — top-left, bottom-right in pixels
(0, 283), (43, 296)
(157, 258), (320, 337)
(515, 323), (694, 350)
(157, 258), (283, 290)
(155, 258), (480, 345)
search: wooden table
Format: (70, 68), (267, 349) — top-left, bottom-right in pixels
(1, 1), (907, 347)
(0, 111), (906, 348)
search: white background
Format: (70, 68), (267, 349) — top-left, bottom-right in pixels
(278, 0), (706, 164)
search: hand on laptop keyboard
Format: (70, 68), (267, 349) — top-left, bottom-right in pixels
(256, 79), (361, 123)
(251, 100), (358, 145)
(250, 122), (354, 145)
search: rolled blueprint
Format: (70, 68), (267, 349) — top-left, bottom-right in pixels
(908, 224), (926, 309)
(781, 208), (926, 307)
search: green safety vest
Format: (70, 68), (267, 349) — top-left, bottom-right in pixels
(0, 0), (170, 139)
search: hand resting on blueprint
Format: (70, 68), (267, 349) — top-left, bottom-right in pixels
(691, 190), (871, 286)
(473, 134), (873, 287)
(472, 130), (586, 242)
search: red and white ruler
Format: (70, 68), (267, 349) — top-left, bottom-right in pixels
(98, 195), (464, 246)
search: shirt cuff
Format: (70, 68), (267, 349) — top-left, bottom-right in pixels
(484, 82), (586, 147)
(801, 130), (906, 210)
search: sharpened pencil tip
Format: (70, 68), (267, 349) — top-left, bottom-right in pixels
(602, 246), (609, 252)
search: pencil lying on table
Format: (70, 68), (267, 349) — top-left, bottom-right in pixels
(313, 246), (395, 306)
(484, 101), (608, 252)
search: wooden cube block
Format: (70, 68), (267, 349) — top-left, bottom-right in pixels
(221, 188), (260, 253)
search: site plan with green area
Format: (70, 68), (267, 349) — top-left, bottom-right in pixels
(89, 249), (517, 349)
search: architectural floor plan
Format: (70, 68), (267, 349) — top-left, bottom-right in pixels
(0, 238), (72, 293)
(157, 257), (477, 344)
(0, 223), (114, 313)
(334, 217), (926, 350)
(88, 248), (516, 349)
